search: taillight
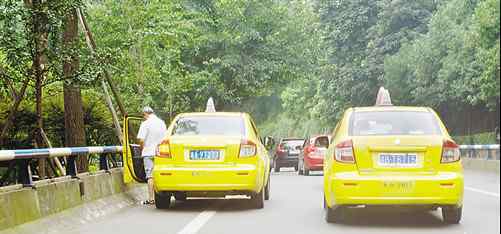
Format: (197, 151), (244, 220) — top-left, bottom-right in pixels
(306, 145), (316, 154)
(334, 140), (355, 163)
(240, 140), (257, 158)
(157, 139), (172, 158)
(441, 140), (460, 163)
(277, 144), (285, 152)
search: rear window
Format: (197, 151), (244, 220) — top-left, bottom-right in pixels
(314, 137), (330, 148)
(280, 140), (305, 150)
(350, 111), (441, 136)
(172, 116), (245, 136)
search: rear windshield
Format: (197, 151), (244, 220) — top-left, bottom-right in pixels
(280, 140), (305, 150)
(314, 137), (330, 148)
(350, 111), (441, 136)
(172, 116), (245, 136)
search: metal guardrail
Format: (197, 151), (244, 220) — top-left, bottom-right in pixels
(0, 146), (122, 161)
(1, 144), (498, 187)
(459, 145), (499, 150)
(0, 146), (122, 187)
(460, 144), (500, 160)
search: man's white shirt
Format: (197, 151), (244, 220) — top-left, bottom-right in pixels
(137, 114), (168, 157)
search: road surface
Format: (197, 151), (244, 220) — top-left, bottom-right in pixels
(65, 169), (500, 234)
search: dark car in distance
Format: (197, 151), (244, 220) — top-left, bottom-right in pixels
(273, 138), (305, 172)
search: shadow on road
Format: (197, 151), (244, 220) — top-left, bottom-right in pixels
(158, 198), (257, 213)
(332, 207), (453, 229)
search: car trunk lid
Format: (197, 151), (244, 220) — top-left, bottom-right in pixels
(353, 135), (444, 175)
(169, 135), (242, 166)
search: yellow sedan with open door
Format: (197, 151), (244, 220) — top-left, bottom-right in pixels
(324, 89), (464, 224)
(150, 112), (271, 209)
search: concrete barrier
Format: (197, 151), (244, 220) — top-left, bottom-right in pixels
(0, 168), (138, 231)
(460, 147), (500, 173)
(462, 158), (500, 173)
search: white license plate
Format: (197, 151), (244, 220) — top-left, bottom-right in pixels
(189, 150), (221, 160)
(378, 153), (419, 168)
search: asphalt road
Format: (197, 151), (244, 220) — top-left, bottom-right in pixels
(67, 169), (500, 234)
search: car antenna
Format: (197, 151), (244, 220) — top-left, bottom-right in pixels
(375, 87), (393, 106)
(206, 97), (216, 112)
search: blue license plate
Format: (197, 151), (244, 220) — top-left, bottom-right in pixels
(378, 154), (418, 167)
(190, 150), (220, 160)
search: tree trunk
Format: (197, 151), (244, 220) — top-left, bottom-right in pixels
(63, 8), (87, 172)
(31, 0), (49, 179)
(0, 78), (30, 147)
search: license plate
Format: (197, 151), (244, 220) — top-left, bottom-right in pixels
(189, 150), (221, 161)
(378, 153), (419, 168)
(383, 181), (415, 194)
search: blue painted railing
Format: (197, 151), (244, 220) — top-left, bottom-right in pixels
(460, 144), (500, 160)
(0, 146), (122, 161)
(0, 146), (122, 186)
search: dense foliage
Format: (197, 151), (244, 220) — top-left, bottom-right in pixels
(279, 0), (499, 138)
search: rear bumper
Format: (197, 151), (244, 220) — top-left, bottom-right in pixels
(305, 157), (324, 170)
(153, 164), (260, 193)
(327, 172), (464, 206)
(276, 156), (298, 166)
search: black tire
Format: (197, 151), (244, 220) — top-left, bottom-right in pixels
(264, 177), (271, 201)
(294, 164), (299, 171)
(155, 192), (172, 209)
(298, 159), (305, 175)
(174, 192), (187, 201)
(325, 197), (345, 223)
(442, 206), (462, 224)
(250, 189), (265, 209)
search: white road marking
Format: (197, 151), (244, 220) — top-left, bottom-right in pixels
(465, 186), (500, 198)
(177, 209), (217, 234)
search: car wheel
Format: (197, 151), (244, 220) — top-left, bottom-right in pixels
(274, 160), (280, 173)
(442, 206), (462, 224)
(250, 189), (265, 209)
(298, 160), (304, 175)
(294, 164), (299, 171)
(264, 177), (271, 201)
(155, 192), (172, 209)
(325, 205), (346, 223)
(174, 192), (187, 201)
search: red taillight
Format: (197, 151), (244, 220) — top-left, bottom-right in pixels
(333, 140), (355, 163)
(157, 139), (171, 158)
(240, 139), (257, 158)
(441, 140), (460, 163)
(306, 145), (316, 154)
(276, 144), (286, 156)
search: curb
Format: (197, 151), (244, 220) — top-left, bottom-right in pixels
(0, 184), (147, 234)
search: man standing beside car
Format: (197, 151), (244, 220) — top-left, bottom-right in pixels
(137, 106), (167, 205)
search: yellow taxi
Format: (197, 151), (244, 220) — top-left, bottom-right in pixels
(149, 111), (271, 209)
(323, 88), (464, 224)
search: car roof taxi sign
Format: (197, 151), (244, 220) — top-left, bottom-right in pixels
(205, 97), (216, 112)
(375, 87), (393, 106)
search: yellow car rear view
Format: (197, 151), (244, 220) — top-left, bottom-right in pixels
(153, 112), (271, 209)
(324, 102), (464, 223)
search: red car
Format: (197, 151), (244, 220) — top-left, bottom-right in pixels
(298, 135), (330, 176)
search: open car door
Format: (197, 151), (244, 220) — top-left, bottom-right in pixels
(122, 116), (147, 184)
